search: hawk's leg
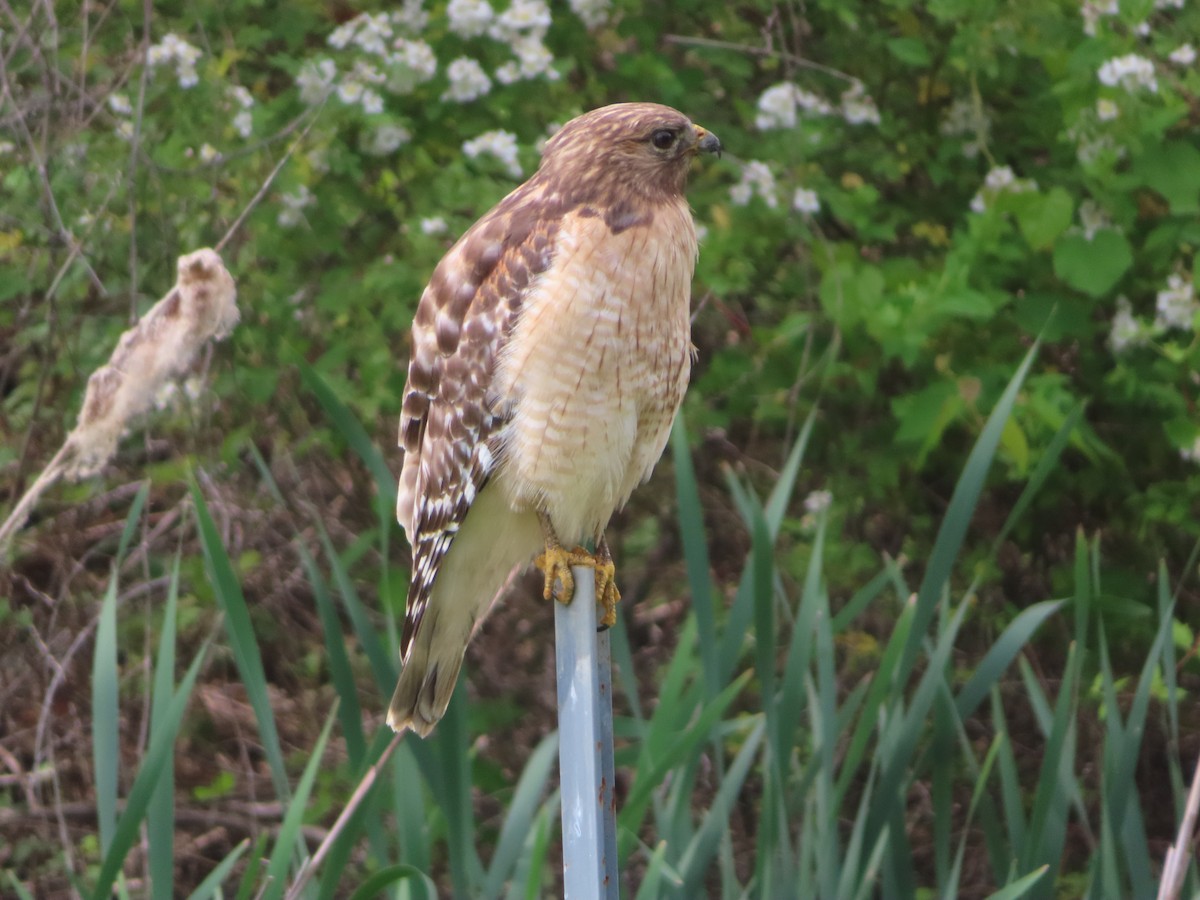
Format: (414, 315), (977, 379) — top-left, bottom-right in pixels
(534, 510), (592, 606)
(593, 534), (621, 628)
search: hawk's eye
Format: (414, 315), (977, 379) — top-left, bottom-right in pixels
(650, 129), (677, 150)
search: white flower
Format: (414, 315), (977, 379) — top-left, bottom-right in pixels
(1081, 0), (1119, 36)
(1134, 21), (1151, 37)
(569, 0), (610, 27)
(804, 489), (833, 514)
(337, 80), (364, 105)
(115, 120), (134, 140)
(970, 165), (1037, 212)
(694, 223), (709, 243)
(361, 89), (384, 114)
(940, 97), (991, 158)
(278, 185), (316, 228)
(442, 57), (492, 102)
(496, 36), (558, 83)
(420, 216), (448, 235)
(463, 129), (522, 178)
(1098, 53), (1158, 93)
(108, 93), (132, 116)
(0, 141), (16, 154)
(388, 38), (438, 92)
(1096, 98), (1119, 121)
(330, 12), (394, 55)
(730, 161), (778, 208)
(730, 182), (753, 206)
(490, 0), (552, 41)
(447, 0), (494, 37)
(1077, 200), (1112, 240)
(755, 83), (800, 130)
(391, 0), (429, 33)
(1154, 273), (1197, 331)
(147, 33), (202, 89)
(199, 143), (220, 163)
(1169, 44), (1196, 66)
(297, 58), (337, 104)
(363, 123), (412, 156)
(840, 82), (881, 125)
(232, 110), (253, 138)
(1155, 0), (1185, 7)
(229, 85), (254, 109)
(792, 187), (820, 214)
(1109, 296), (1142, 353)
(352, 60), (387, 84)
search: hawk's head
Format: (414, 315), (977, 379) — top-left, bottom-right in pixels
(538, 102), (721, 203)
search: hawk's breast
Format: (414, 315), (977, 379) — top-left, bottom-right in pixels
(492, 198), (698, 542)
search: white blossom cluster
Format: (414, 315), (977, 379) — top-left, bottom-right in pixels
(447, 0), (494, 37)
(1169, 44), (1196, 66)
(1081, 0), (1118, 37)
(1076, 199), (1114, 240)
(228, 84), (254, 139)
(792, 187), (820, 214)
(1096, 97), (1119, 121)
(754, 82), (832, 130)
(569, 0), (611, 28)
(804, 489), (833, 514)
(940, 97), (991, 158)
(463, 130), (522, 178)
(362, 123), (412, 156)
(420, 216), (448, 235)
(754, 80), (880, 130)
(1154, 0), (1185, 8)
(1109, 297), (1143, 353)
(278, 185), (316, 228)
(1110, 273), (1199, 355)
(442, 57), (492, 101)
(1098, 53), (1158, 93)
(969, 165), (1037, 213)
(840, 82), (882, 125)
(146, 33), (202, 88)
(108, 93), (133, 116)
(730, 161), (778, 208)
(296, 59), (338, 104)
(1154, 273), (1197, 331)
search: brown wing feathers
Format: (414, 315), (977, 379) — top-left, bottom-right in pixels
(398, 196), (561, 661)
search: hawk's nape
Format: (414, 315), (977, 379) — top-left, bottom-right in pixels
(387, 102), (721, 736)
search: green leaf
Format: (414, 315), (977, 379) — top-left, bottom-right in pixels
(887, 36), (931, 66)
(1135, 142), (1200, 214)
(1016, 188), (1074, 250)
(1053, 231), (1132, 297)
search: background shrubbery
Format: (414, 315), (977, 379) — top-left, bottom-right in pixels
(2, 0), (1200, 897)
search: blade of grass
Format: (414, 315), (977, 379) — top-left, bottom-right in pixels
(147, 552), (182, 900)
(956, 600), (1063, 720)
(483, 733), (559, 899)
(984, 866), (1050, 900)
(900, 342), (1039, 680)
(92, 633), (214, 900)
(671, 415), (719, 701)
(93, 571), (119, 860)
(262, 704), (339, 900)
(186, 840), (250, 900)
(191, 480), (290, 801)
(676, 716), (765, 895)
(347, 866), (438, 900)
(92, 482), (149, 859)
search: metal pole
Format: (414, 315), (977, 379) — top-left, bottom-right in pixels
(556, 565), (619, 899)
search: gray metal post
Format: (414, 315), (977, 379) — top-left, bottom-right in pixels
(556, 565), (620, 899)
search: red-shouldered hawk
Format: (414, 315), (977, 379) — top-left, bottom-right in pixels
(388, 102), (721, 736)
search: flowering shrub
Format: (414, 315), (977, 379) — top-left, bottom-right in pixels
(2, 0), (1199, 628)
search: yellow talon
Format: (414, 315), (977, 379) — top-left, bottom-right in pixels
(534, 542), (593, 605)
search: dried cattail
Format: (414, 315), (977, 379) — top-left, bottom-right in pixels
(0, 249), (239, 556)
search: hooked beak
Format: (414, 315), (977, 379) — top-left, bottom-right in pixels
(693, 124), (722, 158)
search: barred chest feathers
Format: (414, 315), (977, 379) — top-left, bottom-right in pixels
(491, 197), (698, 543)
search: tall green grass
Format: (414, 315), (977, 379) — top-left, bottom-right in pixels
(32, 349), (1197, 898)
